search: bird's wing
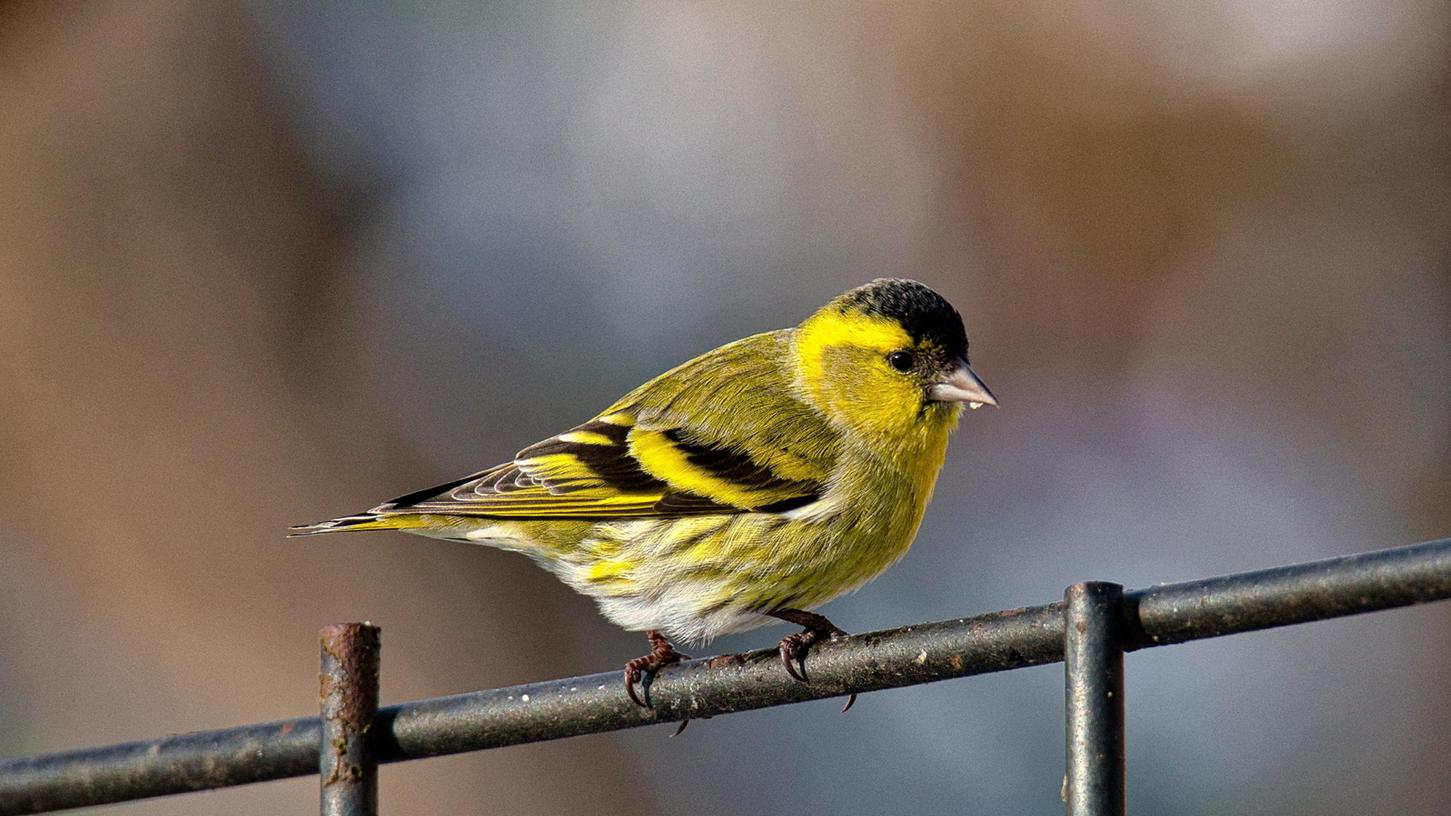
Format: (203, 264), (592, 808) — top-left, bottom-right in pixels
(376, 331), (842, 519)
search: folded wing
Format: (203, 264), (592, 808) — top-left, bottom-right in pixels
(376, 331), (841, 520)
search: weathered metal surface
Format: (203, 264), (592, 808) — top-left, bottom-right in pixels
(1064, 583), (1125, 816)
(2, 537), (1448, 815)
(319, 623), (380, 816)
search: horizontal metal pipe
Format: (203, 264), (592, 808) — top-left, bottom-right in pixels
(1127, 538), (1451, 648)
(2, 537), (1448, 815)
(0, 719), (321, 814)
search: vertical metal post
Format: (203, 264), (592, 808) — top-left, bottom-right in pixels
(1064, 582), (1125, 816)
(320, 623), (381, 816)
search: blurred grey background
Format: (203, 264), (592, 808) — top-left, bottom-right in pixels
(2, 2), (1448, 814)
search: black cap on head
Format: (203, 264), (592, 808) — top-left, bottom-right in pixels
(838, 278), (968, 358)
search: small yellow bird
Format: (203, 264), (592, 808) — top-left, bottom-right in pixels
(293, 278), (995, 710)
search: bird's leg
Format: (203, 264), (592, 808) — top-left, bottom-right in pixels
(769, 609), (857, 712)
(623, 629), (688, 709)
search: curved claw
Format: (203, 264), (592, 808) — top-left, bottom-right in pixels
(778, 638), (809, 683)
(623, 630), (687, 709)
(624, 664), (649, 708)
(670, 719), (690, 737)
(768, 609), (864, 716)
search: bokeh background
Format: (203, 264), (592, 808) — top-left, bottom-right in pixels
(2, 2), (1449, 814)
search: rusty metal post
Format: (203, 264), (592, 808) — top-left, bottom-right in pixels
(320, 623), (380, 816)
(1064, 583), (1125, 816)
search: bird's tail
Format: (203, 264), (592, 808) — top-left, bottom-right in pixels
(287, 512), (430, 537)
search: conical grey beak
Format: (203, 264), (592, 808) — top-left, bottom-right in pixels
(928, 359), (998, 409)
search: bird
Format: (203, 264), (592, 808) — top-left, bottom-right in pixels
(292, 278), (996, 715)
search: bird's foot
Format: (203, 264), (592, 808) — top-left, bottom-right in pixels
(624, 630), (688, 709)
(770, 609), (857, 712)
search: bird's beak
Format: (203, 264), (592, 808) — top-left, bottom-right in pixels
(927, 359), (998, 409)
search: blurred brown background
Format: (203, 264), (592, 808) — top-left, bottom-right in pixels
(1, 2), (1448, 814)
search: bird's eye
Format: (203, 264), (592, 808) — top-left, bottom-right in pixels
(887, 351), (915, 372)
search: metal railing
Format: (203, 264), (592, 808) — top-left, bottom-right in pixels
(2, 538), (1449, 816)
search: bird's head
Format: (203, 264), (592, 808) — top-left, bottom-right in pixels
(793, 279), (996, 441)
